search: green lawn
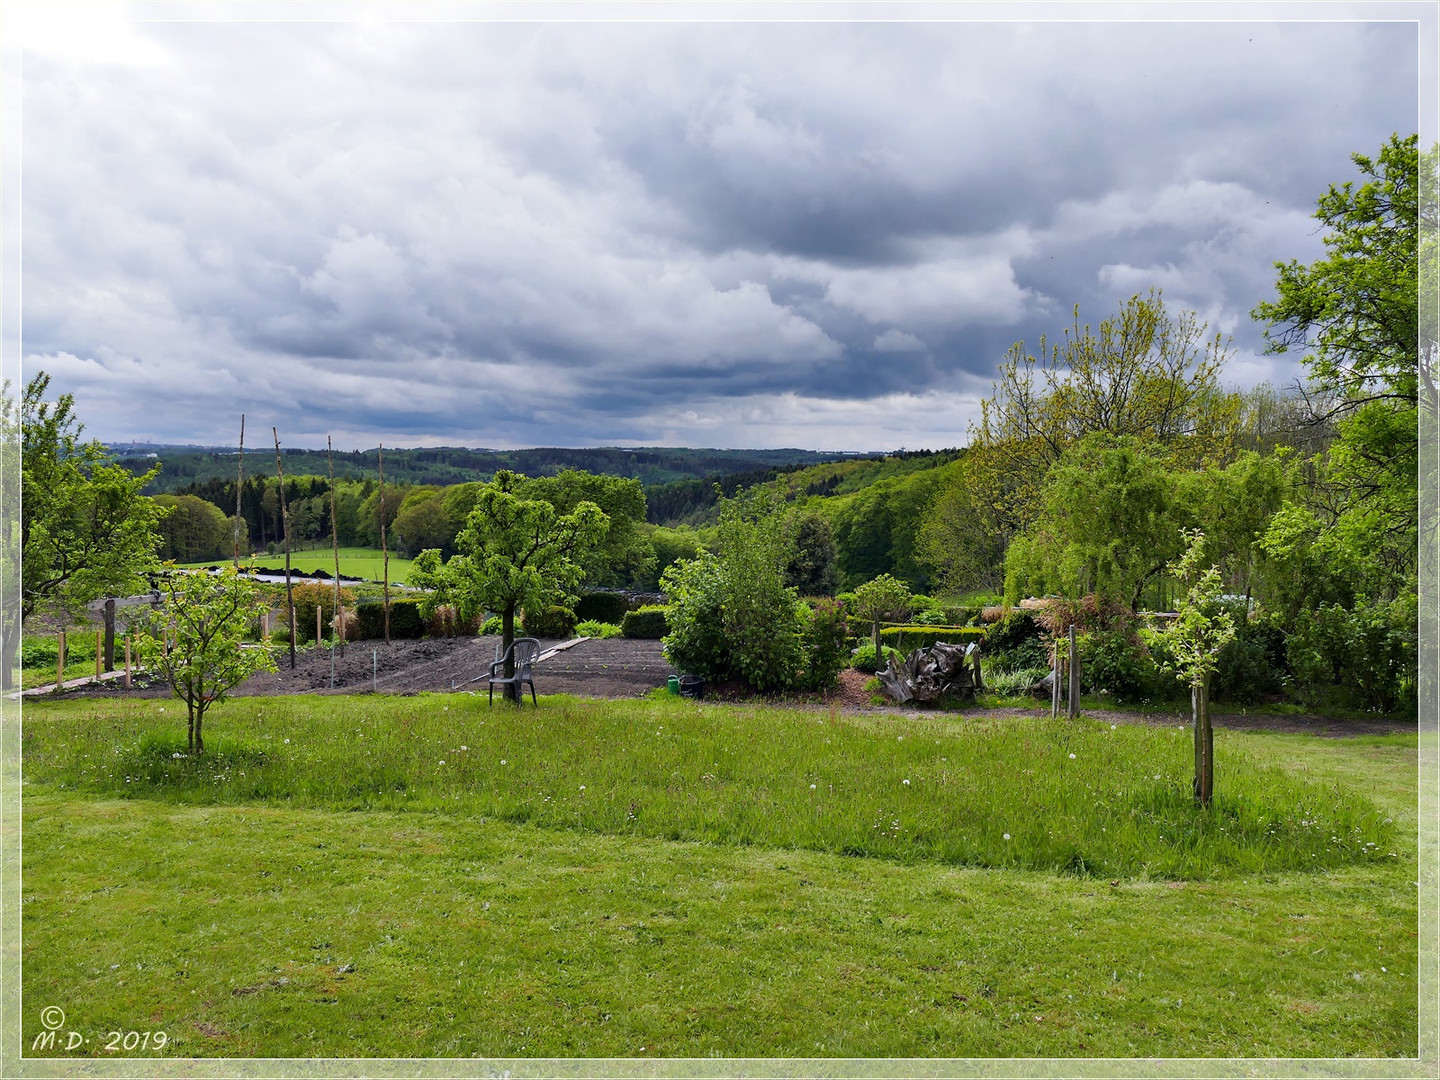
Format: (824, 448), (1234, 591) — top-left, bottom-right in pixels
(176, 547), (415, 584)
(19, 694), (1421, 1060)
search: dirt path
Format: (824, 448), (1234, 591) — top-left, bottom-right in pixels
(52, 636), (1415, 737)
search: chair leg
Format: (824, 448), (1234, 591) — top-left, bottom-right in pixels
(529, 680), (537, 706)
(488, 683), (494, 705)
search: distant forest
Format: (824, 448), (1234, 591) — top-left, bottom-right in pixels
(116, 444), (866, 496)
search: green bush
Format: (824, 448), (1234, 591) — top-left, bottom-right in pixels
(288, 582), (356, 644)
(1212, 610), (1287, 704)
(354, 599), (425, 640)
(850, 642), (903, 672)
(657, 557), (726, 665)
(985, 611), (1049, 670)
(574, 591), (634, 624)
(622, 606), (671, 640)
(574, 620), (623, 639)
(1078, 630), (1165, 704)
(521, 605), (577, 639)
(480, 615), (504, 636)
(1288, 597), (1416, 712)
(796, 598), (850, 691)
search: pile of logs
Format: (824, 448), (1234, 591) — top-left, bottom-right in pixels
(877, 641), (983, 705)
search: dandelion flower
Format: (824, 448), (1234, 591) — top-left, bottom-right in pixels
(284, 738), (291, 744)
(501, 759), (507, 765)
(1154, 774), (1160, 780)
(579, 785), (586, 791)
(810, 784), (816, 790)
(461, 746), (468, 751)
(439, 760), (445, 766)
(902, 778), (910, 785)
(1069, 753), (1076, 759)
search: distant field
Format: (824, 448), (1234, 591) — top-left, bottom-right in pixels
(177, 547), (416, 584)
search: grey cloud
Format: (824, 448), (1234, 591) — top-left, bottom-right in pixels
(17, 15), (1421, 450)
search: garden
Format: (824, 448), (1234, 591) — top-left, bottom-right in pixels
(4, 134), (1428, 1063)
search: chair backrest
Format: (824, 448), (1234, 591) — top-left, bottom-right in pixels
(509, 637), (542, 675)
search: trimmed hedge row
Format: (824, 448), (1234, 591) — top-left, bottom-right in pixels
(621, 606), (670, 639)
(353, 599), (426, 640)
(878, 625), (987, 652)
(574, 591), (636, 624)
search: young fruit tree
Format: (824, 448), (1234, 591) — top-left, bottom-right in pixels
(1154, 529), (1236, 806)
(409, 470), (608, 701)
(134, 568), (277, 754)
(849, 573), (913, 663)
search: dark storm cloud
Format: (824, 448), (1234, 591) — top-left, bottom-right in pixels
(16, 12), (1420, 450)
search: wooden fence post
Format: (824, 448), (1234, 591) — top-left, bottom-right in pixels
(94, 631), (103, 682)
(103, 598), (116, 672)
(317, 605), (323, 646)
(1067, 624), (1079, 721)
(1050, 639), (1060, 720)
(124, 637), (132, 689)
(261, 611), (269, 640)
(55, 631), (66, 692)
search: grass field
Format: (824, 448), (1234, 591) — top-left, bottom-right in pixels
(19, 694), (1421, 1059)
(176, 547), (416, 584)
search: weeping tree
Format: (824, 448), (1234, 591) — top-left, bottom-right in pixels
(1154, 529), (1237, 807)
(410, 470), (607, 701)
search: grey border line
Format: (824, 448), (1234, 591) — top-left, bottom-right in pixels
(0, 2), (1434, 1078)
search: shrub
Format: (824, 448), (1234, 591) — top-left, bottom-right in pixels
(1078, 629), (1165, 704)
(982, 664), (1050, 697)
(426, 603), (480, 639)
(850, 642), (903, 672)
(288, 582), (356, 644)
(796, 598), (850, 691)
(574, 591), (634, 624)
(1288, 597), (1416, 712)
(1212, 610), (1287, 704)
(575, 620), (622, 639)
(480, 615), (504, 636)
(984, 611), (1049, 670)
(353, 599), (425, 640)
(521, 605), (577, 639)
(622, 606), (671, 640)
(657, 557), (726, 666)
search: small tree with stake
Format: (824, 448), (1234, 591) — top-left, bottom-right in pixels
(134, 568), (277, 754)
(410, 470), (608, 702)
(1154, 529), (1236, 806)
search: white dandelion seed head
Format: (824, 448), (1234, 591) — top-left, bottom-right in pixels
(1003, 833), (1011, 841)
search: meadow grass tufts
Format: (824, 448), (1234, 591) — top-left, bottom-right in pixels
(23, 694), (1404, 880)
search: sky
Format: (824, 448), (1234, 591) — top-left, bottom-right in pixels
(10, 3), (1425, 452)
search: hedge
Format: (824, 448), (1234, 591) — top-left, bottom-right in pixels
(522, 605), (578, 639)
(621, 606), (670, 639)
(574, 591), (635, 624)
(878, 625), (987, 653)
(353, 598), (425, 640)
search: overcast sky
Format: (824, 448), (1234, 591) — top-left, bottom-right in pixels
(12, 5), (1423, 452)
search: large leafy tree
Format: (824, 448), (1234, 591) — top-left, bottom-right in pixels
(1252, 135), (1425, 615)
(3, 374), (166, 689)
(409, 470), (607, 699)
(134, 568), (277, 754)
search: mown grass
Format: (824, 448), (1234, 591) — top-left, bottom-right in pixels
(22, 695), (1407, 881)
(19, 694), (1421, 1059)
(20, 792), (1418, 1059)
(176, 547), (416, 584)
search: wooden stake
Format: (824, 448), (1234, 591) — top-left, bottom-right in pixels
(328, 436), (344, 657)
(379, 444), (391, 645)
(1050, 639), (1060, 720)
(56, 631), (66, 692)
(261, 611), (270, 640)
(103, 598), (116, 671)
(273, 428), (298, 670)
(94, 631), (102, 682)
(124, 636), (131, 689)
(1067, 624), (1079, 721)
(234, 414), (245, 569)
(317, 605), (323, 645)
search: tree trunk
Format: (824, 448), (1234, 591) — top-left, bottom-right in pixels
(502, 605), (518, 703)
(1192, 675), (1213, 806)
(871, 620), (881, 666)
(187, 700), (196, 753)
(195, 705), (205, 756)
